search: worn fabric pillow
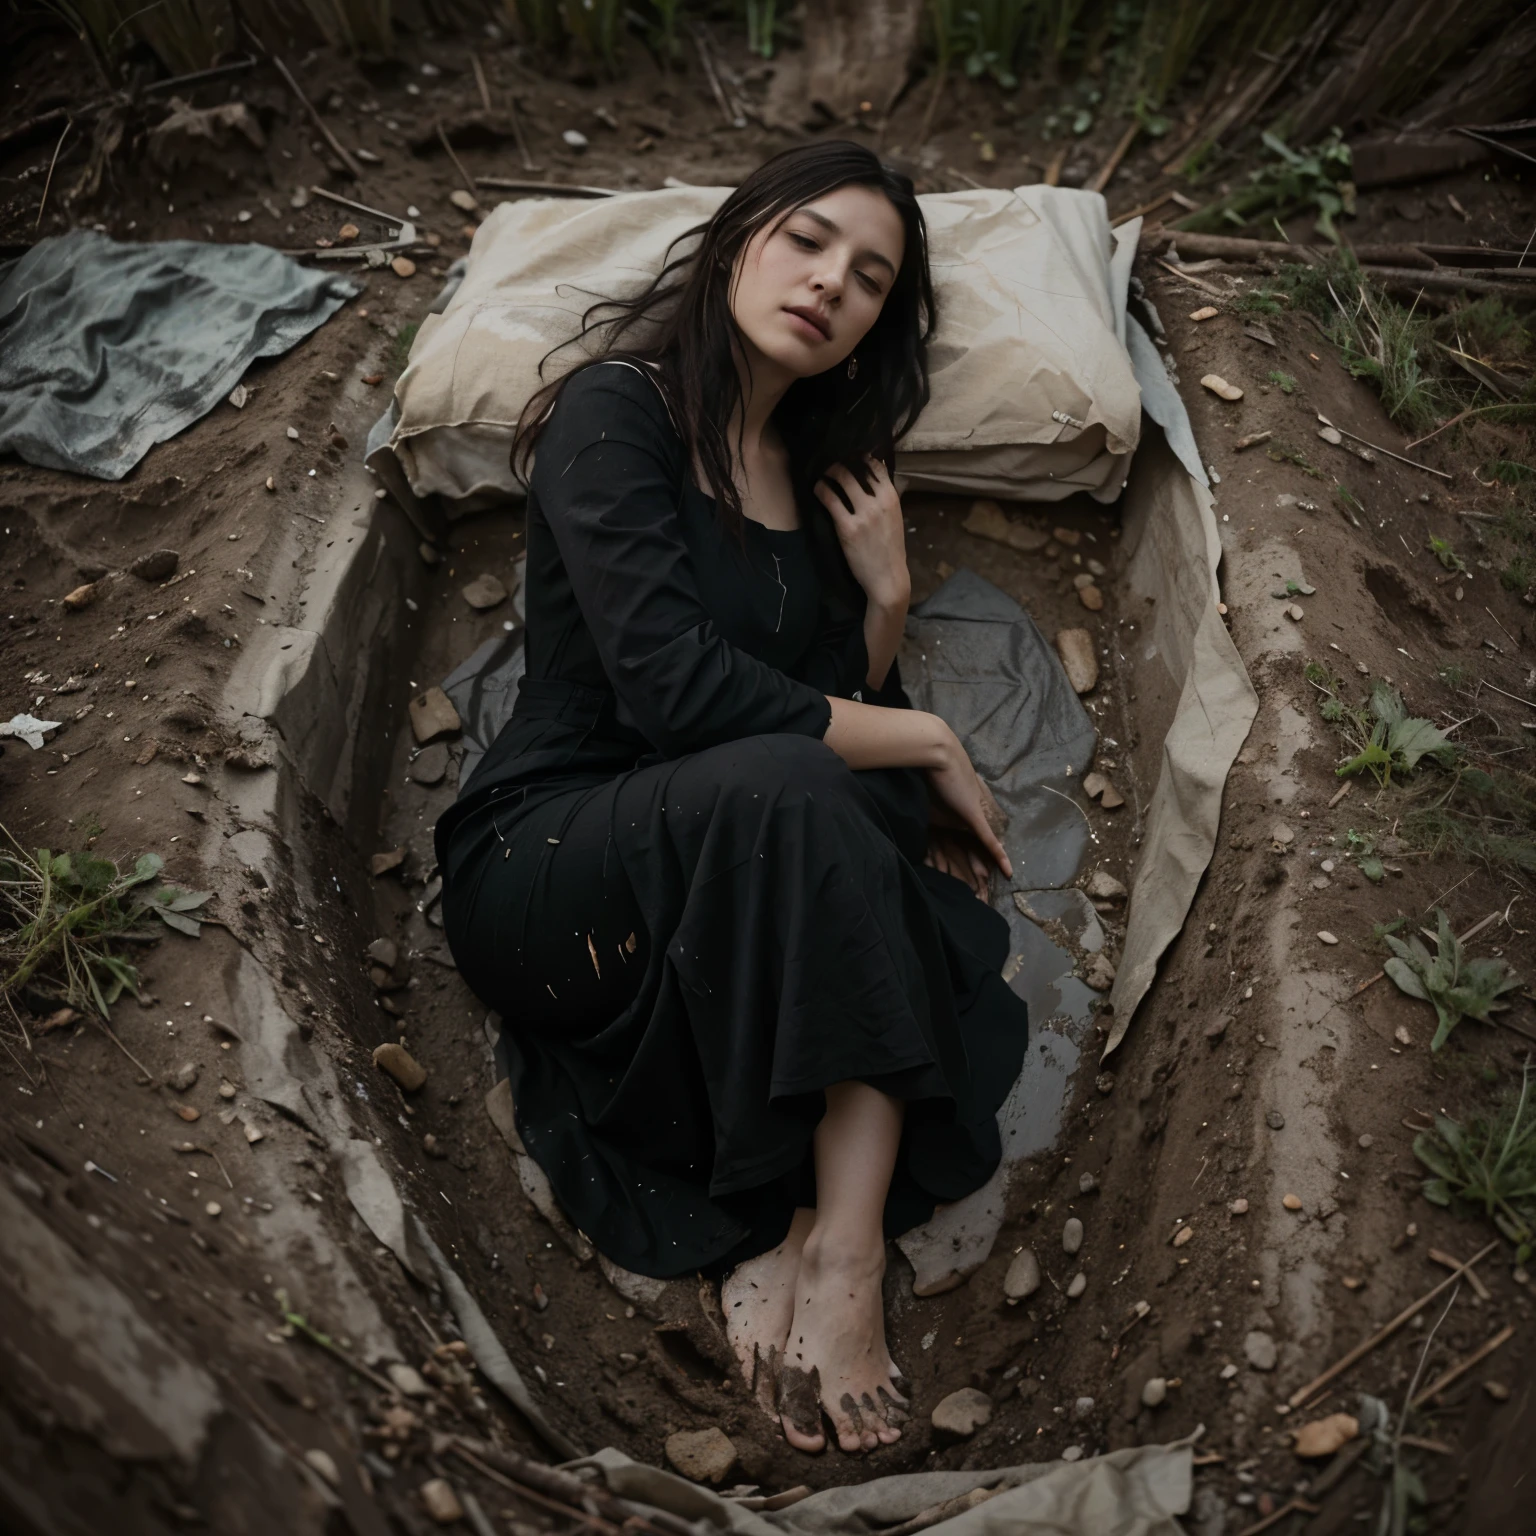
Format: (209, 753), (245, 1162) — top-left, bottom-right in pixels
(383, 184), (1140, 511)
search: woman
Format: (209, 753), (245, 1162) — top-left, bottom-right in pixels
(436, 142), (1030, 1456)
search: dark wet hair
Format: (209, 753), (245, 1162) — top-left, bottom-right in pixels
(512, 140), (935, 533)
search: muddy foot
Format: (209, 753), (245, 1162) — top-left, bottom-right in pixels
(777, 1232), (906, 1453)
(722, 1207), (814, 1417)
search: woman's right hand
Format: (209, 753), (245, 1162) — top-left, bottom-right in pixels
(925, 729), (1012, 880)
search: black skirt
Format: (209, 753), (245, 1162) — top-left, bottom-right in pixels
(439, 727), (1030, 1279)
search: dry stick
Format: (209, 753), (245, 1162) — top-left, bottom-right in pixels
(1155, 257), (1225, 297)
(477, 176), (615, 198)
(692, 29), (736, 128)
(1233, 430), (1274, 451)
(437, 122), (479, 193)
(273, 56), (363, 180)
(1234, 1498), (1320, 1536)
(471, 53), (493, 113)
(1479, 678), (1536, 712)
(505, 95), (540, 173)
(1410, 1323), (1516, 1409)
(1286, 1239), (1499, 1409)
(1327, 780), (1353, 809)
(1111, 190), (1178, 228)
(307, 184), (408, 228)
(1405, 403), (1530, 451)
(1088, 121), (1140, 194)
(1428, 1247), (1492, 1301)
(34, 118), (71, 230)
(1485, 607), (1521, 651)
(1315, 414), (1452, 480)
(95, 1016), (154, 1082)
(1398, 1433), (1454, 1454)
(1043, 148), (1066, 186)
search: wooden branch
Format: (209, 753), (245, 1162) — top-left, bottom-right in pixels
(1428, 1247), (1492, 1301)
(437, 122), (479, 193)
(476, 177), (615, 198)
(1088, 121), (1139, 194)
(273, 56), (363, 180)
(1410, 1323), (1514, 1408)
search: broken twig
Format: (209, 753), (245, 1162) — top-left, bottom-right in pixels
(34, 118), (71, 230)
(1410, 1323), (1515, 1408)
(1088, 121), (1140, 195)
(273, 56), (363, 180)
(1315, 414), (1452, 481)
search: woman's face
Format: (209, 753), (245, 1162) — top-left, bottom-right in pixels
(729, 183), (905, 380)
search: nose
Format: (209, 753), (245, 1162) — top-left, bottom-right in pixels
(810, 264), (844, 304)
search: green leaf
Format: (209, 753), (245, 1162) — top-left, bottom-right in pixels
(1384, 956), (1430, 1002)
(130, 852), (165, 885)
(1339, 740), (1392, 783)
(1413, 1134), (1457, 1181)
(155, 908), (203, 938)
(1369, 682), (1406, 728)
(1359, 855), (1385, 883)
(162, 887), (212, 913)
(1420, 1178), (1453, 1207)
(1388, 716), (1452, 771)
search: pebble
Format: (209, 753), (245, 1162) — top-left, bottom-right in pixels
(1141, 1377), (1167, 1408)
(1485, 1381), (1511, 1402)
(419, 542), (443, 567)
(1230, 1198), (1249, 1215)
(664, 1427), (738, 1483)
(1201, 374), (1244, 401)
(1189, 306), (1218, 322)
(172, 1061), (200, 1092)
(1244, 1330), (1277, 1371)
(1084, 953), (1117, 992)
(409, 742), (450, 786)
(204, 1200), (221, 1218)
(1358, 1134), (1374, 1150)
(1077, 584), (1104, 612)
(1073, 1396), (1094, 1420)
(62, 582), (100, 612)
(932, 1388), (993, 1439)
(1292, 1412), (1358, 1458)
(1081, 771), (1125, 809)
(963, 499), (1049, 553)
(1063, 1217), (1083, 1255)
(1055, 627), (1099, 694)
(130, 548), (180, 582)
(286, 426), (300, 440)
(1266, 1109), (1285, 1130)
(1086, 558), (1106, 578)
(1317, 931), (1338, 946)
(1282, 1193), (1303, 1211)
(244, 1122), (264, 1144)
(174, 1104), (200, 1122)
(1220, 1363), (1239, 1380)
(1053, 527), (1081, 547)
(371, 847), (406, 877)
(218, 1081), (236, 1100)
(449, 188), (479, 213)
(409, 687), (461, 744)
(373, 1042), (427, 1092)
(1079, 1172), (1098, 1195)
(462, 573), (508, 610)
(1320, 859), (1335, 873)
(304, 1449), (340, 1487)
(367, 938), (399, 971)
(1285, 603), (1305, 621)
(1271, 823), (1294, 845)
(1066, 1272), (1087, 1299)
(1085, 870), (1127, 903)
(1061, 1446), (1083, 1462)
(1072, 572), (1097, 591)
(1173, 1226), (1193, 1248)
(1394, 1024), (1412, 1046)
(420, 1477), (465, 1523)
(563, 129), (590, 151)
(1004, 1248), (1041, 1300)
(391, 256), (417, 279)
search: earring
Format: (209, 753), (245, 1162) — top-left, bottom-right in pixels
(846, 355), (859, 380)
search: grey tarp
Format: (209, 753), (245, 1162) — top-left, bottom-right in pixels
(0, 231), (356, 478)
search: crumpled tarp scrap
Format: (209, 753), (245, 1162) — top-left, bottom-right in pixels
(0, 231), (357, 479)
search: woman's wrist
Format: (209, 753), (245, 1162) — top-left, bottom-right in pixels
(864, 572), (911, 615)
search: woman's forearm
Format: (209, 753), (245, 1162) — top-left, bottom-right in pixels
(824, 696), (952, 771)
(862, 592), (908, 693)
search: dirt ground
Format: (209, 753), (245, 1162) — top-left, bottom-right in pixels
(4, 22), (1536, 1536)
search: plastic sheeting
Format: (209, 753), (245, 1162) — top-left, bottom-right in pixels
(0, 231), (356, 479)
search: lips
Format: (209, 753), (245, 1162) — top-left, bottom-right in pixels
(784, 305), (831, 340)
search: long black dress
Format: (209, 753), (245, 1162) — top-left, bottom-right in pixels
(435, 361), (1029, 1279)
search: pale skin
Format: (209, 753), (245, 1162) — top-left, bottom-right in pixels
(710, 183), (1011, 1455)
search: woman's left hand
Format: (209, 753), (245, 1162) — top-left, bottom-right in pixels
(815, 455), (910, 612)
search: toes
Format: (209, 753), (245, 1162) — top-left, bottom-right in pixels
(877, 1385), (910, 1425)
(777, 1365), (826, 1454)
(836, 1393), (872, 1453)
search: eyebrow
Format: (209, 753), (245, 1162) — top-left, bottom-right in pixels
(795, 206), (899, 278)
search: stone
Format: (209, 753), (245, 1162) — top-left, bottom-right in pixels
(462, 573), (508, 610)
(391, 256), (417, 279)
(1086, 869), (1126, 903)
(1244, 1330), (1277, 1371)
(1272, 823), (1294, 845)
(1230, 1198), (1249, 1215)
(1095, 1072), (1115, 1096)
(1079, 1172), (1098, 1195)
(1072, 572), (1096, 591)
(204, 1200), (221, 1218)
(371, 847), (406, 877)
(963, 499), (1049, 553)
(1394, 1024), (1411, 1046)
(1266, 1110), (1285, 1130)
(1358, 1134), (1374, 1150)
(1292, 1412), (1358, 1458)
(1190, 306), (1218, 322)
(367, 938), (399, 972)
(130, 548), (180, 582)
(420, 1477), (464, 1522)
(1052, 527), (1081, 547)
(1066, 1272), (1087, 1299)
(172, 1062), (200, 1092)
(932, 1387), (993, 1439)
(1282, 1193), (1303, 1211)
(63, 582), (100, 612)
(1073, 1396), (1094, 1420)
(1201, 374), (1244, 401)
(1318, 931), (1339, 946)
(1485, 1381), (1510, 1402)
(1141, 1377), (1167, 1408)
(1320, 859), (1335, 873)
(1205, 1014), (1231, 1042)
(1061, 1446), (1083, 1462)
(409, 742), (450, 786)
(419, 542), (443, 567)
(174, 1104), (200, 1122)
(449, 188), (479, 213)
(409, 687), (461, 744)
(1318, 426), (1343, 445)
(1056, 628), (1099, 694)
(218, 1081), (236, 1100)
(1173, 1226), (1193, 1248)
(1084, 953), (1116, 992)
(304, 1449), (340, 1487)
(664, 1428), (738, 1484)
(1077, 584), (1104, 612)
(373, 1042), (427, 1092)
(337, 223), (360, 242)
(1063, 1217), (1083, 1255)
(563, 129), (590, 151)
(1286, 603), (1305, 622)
(1004, 1248), (1041, 1300)
(1220, 1363), (1239, 1380)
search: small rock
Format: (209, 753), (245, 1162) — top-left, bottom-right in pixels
(174, 1104), (201, 1123)
(172, 1062), (200, 1092)
(1073, 1396), (1094, 1420)
(1244, 1331), (1277, 1371)
(1063, 1217), (1084, 1255)
(218, 1081), (236, 1100)
(1056, 628), (1099, 694)
(366, 937), (399, 971)
(563, 129), (590, 151)
(130, 549), (180, 582)
(664, 1427), (738, 1483)
(1485, 1381), (1510, 1402)
(1079, 1172), (1098, 1195)
(1072, 572), (1097, 592)
(286, 427), (300, 441)
(1286, 603), (1305, 622)
(1317, 426), (1343, 445)
(1053, 527), (1081, 547)
(1066, 1272), (1087, 1299)
(932, 1387), (993, 1439)
(1220, 1363), (1239, 1380)
(1077, 584), (1104, 612)
(1205, 1013), (1231, 1042)
(409, 687), (461, 744)
(371, 847), (406, 877)
(419, 542), (443, 567)
(1201, 374), (1244, 402)
(1141, 1377), (1167, 1408)
(337, 223), (360, 242)
(1189, 306), (1218, 322)
(449, 189), (480, 213)
(1084, 953), (1116, 992)
(963, 499), (1049, 553)
(420, 1477), (464, 1523)
(243, 1121), (264, 1144)
(228, 384), (248, 409)
(388, 1362), (430, 1397)
(462, 573), (508, 610)
(1061, 1445), (1083, 1462)
(1086, 558), (1106, 577)
(204, 1200), (221, 1218)
(1272, 823), (1294, 845)
(1086, 869), (1126, 903)
(63, 582), (100, 612)
(1282, 1193), (1303, 1211)
(1320, 859), (1335, 873)
(1266, 1110), (1285, 1130)
(1317, 931), (1338, 946)
(409, 742), (450, 786)
(1173, 1226), (1193, 1248)
(391, 256), (417, 279)
(1004, 1248), (1041, 1300)
(1358, 1134), (1374, 1150)
(1230, 1198), (1249, 1215)
(1095, 1072), (1115, 1096)
(1394, 1024), (1411, 1046)
(304, 1449), (340, 1487)
(373, 1042), (427, 1092)
(1292, 1412), (1358, 1458)
(532, 1282), (550, 1311)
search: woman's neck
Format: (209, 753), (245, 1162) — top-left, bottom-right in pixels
(731, 331), (795, 457)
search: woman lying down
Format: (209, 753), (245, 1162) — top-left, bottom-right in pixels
(436, 142), (1030, 1456)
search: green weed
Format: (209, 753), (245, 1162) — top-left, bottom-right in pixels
(1414, 1067), (1536, 1262)
(392, 322), (420, 374)
(1428, 535), (1467, 574)
(1400, 764), (1536, 878)
(1265, 443), (1320, 477)
(1175, 130), (1354, 241)
(1502, 553), (1536, 596)
(1385, 909), (1522, 1052)
(1304, 666), (1454, 788)
(1268, 370), (1298, 394)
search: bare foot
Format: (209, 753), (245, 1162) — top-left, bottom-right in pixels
(777, 1230), (908, 1453)
(722, 1208), (814, 1417)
